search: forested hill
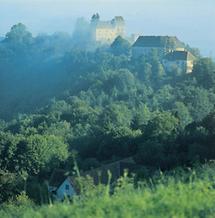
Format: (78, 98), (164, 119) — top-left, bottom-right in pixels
(0, 23), (200, 120)
(1, 23), (215, 203)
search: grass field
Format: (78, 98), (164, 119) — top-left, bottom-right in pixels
(1, 163), (215, 218)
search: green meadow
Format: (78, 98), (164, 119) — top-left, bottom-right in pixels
(1, 163), (215, 218)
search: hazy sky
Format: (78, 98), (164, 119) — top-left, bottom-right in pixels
(0, 0), (214, 57)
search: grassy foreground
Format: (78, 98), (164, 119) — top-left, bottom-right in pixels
(1, 163), (215, 218)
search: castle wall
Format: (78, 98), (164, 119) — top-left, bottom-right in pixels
(90, 16), (125, 44)
(95, 28), (119, 43)
(186, 60), (194, 73)
(132, 47), (165, 58)
(163, 60), (194, 74)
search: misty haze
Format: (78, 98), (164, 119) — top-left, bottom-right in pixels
(1, 0), (215, 57)
(1, 1), (215, 217)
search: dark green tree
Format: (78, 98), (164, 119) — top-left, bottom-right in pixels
(110, 36), (131, 56)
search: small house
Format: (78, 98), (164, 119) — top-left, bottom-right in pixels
(48, 169), (76, 201)
(48, 157), (135, 201)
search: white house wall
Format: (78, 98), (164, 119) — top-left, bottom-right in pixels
(56, 178), (76, 201)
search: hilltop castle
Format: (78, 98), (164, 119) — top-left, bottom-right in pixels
(90, 13), (125, 44)
(131, 36), (196, 73)
(88, 14), (195, 73)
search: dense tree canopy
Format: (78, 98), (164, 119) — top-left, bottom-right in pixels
(1, 23), (215, 203)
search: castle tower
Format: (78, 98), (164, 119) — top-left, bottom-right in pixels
(112, 16), (125, 37)
(90, 13), (100, 41)
(91, 13), (100, 25)
(90, 14), (125, 44)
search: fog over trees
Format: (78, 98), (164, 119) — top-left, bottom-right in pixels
(0, 20), (215, 209)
